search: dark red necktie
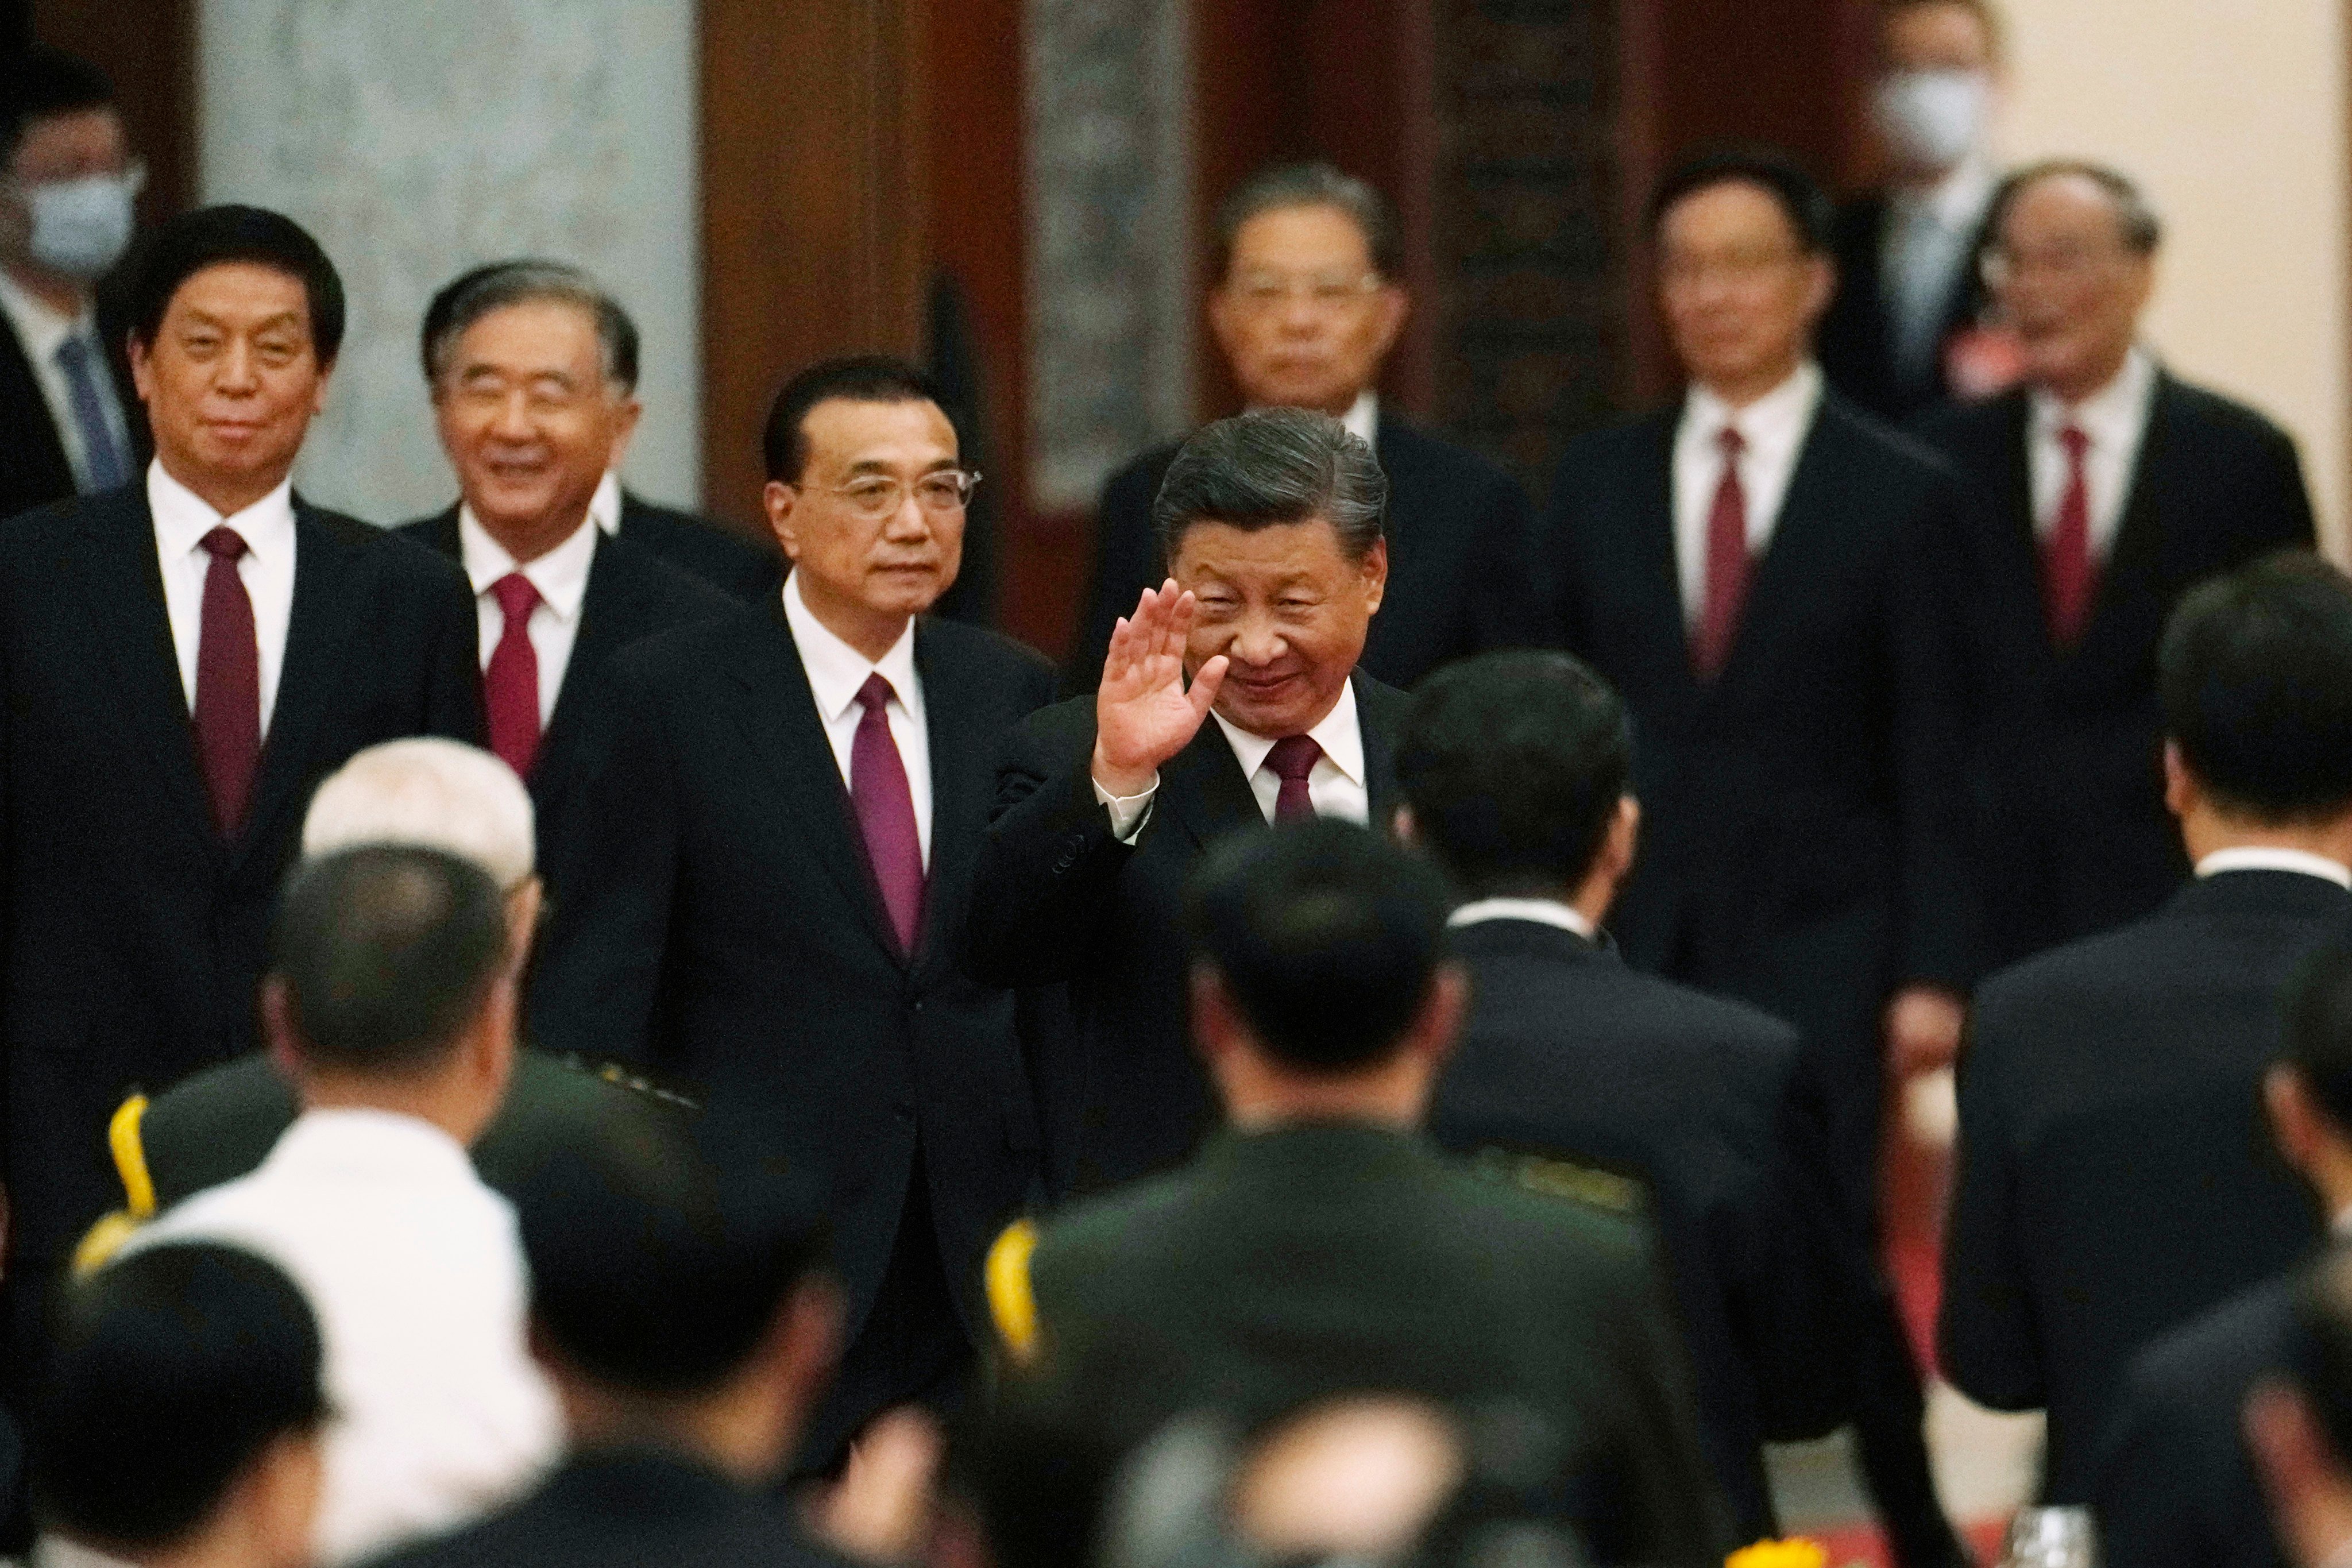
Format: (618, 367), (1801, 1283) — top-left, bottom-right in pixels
(851, 673), (926, 955)
(1265, 734), (1322, 823)
(483, 572), (543, 778)
(1694, 425), (1748, 681)
(2044, 424), (2095, 646)
(192, 526), (259, 837)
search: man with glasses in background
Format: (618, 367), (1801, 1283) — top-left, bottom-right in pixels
(1069, 161), (1538, 693)
(1913, 161), (2315, 971)
(0, 46), (148, 519)
(531, 356), (1059, 1475)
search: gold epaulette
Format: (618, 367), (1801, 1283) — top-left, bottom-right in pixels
(984, 1217), (1042, 1364)
(71, 1210), (140, 1278)
(1471, 1146), (1648, 1218)
(109, 1093), (156, 1219)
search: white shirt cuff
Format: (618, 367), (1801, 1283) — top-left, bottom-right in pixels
(1091, 773), (1159, 843)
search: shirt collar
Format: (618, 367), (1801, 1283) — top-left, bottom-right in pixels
(457, 503), (597, 624)
(0, 267), (93, 362)
(782, 568), (920, 724)
(264, 1106), (478, 1183)
(1211, 678), (1364, 786)
(1447, 897), (1595, 939)
(1341, 390), (1379, 449)
(2030, 345), (2158, 447)
(590, 470), (622, 534)
(2195, 847), (2352, 890)
(1683, 360), (1823, 461)
(147, 458), (296, 563)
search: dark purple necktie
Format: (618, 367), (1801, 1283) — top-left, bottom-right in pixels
(192, 526), (260, 837)
(851, 673), (926, 955)
(1265, 734), (1322, 823)
(482, 572), (543, 779)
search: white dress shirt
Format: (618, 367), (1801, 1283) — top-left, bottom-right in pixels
(134, 1109), (562, 1566)
(589, 469), (623, 534)
(1882, 157), (1997, 380)
(1095, 681), (1369, 841)
(458, 506), (596, 728)
(1447, 895), (1596, 939)
(2194, 846), (2352, 889)
(1672, 362), (1823, 624)
(0, 270), (130, 493)
(783, 569), (933, 867)
(148, 459), (298, 736)
(1341, 390), (1379, 449)
(2029, 346), (2158, 563)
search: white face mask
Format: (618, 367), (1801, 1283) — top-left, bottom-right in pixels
(1872, 69), (1991, 172)
(23, 172), (138, 281)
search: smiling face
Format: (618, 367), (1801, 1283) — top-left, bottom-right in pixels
(1172, 516), (1385, 737)
(1990, 172), (2154, 404)
(130, 260), (331, 515)
(1208, 203), (1407, 415)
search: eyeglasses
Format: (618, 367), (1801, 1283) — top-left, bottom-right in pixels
(811, 470), (982, 519)
(1228, 271), (1385, 310)
(1980, 242), (2130, 289)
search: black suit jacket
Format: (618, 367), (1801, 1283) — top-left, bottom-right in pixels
(1816, 193), (1992, 423)
(1940, 870), (2345, 1502)
(615, 492), (782, 604)
(0, 486), (482, 1272)
(0, 282), (150, 524)
(1911, 373), (2317, 968)
(1429, 917), (1861, 1543)
(966, 675), (1407, 1191)
(1068, 416), (1539, 692)
(395, 507), (737, 885)
(527, 604), (1057, 1349)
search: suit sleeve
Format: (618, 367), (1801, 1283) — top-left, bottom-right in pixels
(1939, 1013), (2044, 1409)
(1466, 467), (1544, 655)
(420, 562), (487, 746)
(1066, 465), (1160, 697)
(1597, 1221), (1743, 1566)
(1890, 474), (1981, 991)
(2254, 422), (2319, 554)
(525, 659), (678, 1064)
(2094, 1351), (2223, 1568)
(964, 713), (1137, 988)
(1737, 1057), (1867, 1440)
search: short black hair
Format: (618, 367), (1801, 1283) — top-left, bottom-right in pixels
(1397, 652), (1633, 900)
(762, 354), (946, 484)
(1984, 159), (2163, 257)
(34, 1243), (325, 1549)
(420, 258), (640, 391)
(2285, 945), (2352, 1133)
(1152, 407), (1387, 571)
(1184, 818), (1454, 1073)
(0, 46), (114, 166)
(269, 844), (509, 1076)
(1647, 146), (1836, 255)
(1214, 161), (1403, 279)
(2159, 553), (2352, 824)
(516, 1121), (828, 1399)
(127, 205), (347, 365)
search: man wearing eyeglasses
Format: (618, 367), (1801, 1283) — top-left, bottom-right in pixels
(1068, 161), (1538, 693)
(530, 355), (1059, 1474)
(1913, 161), (2315, 970)
(0, 46), (150, 520)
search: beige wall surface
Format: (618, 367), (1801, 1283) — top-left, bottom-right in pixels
(1992, 0), (2349, 554)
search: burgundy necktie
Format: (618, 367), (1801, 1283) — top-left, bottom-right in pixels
(192, 526), (260, 837)
(1265, 734), (1322, 823)
(851, 673), (926, 955)
(1694, 425), (1749, 681)
(483, 573), (543, 778)
(2044, 424), (2095, 646)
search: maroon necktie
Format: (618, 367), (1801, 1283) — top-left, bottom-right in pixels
(1694, 425), (1749, 680)
(482, 573), (543, 778)
(1265, 734), (1322, 823)
(851, 673), (926, 955)
(2044, 425), (2095, 646)
(192, 526), (259, 837)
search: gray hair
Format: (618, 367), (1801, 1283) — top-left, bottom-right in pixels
(302, 738), (536, 893)
(1214, 162), (1401, 279)
(1151, 408), (1388, 568)
(419, 258), (640, 391)
(1989, 159), (2164, 256)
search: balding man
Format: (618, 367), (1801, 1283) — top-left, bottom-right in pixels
(1912, 161), (2316, 970)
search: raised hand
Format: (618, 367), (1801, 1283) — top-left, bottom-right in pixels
(1092, 580), (1228, 797)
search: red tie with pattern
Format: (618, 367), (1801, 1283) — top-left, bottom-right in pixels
(483, 573), (543, 779)
(192, 526), (259, 837)
(1265, 734), (1322, 823)
(852, 673), (926, 956)
(2044, 425), (2095, 646)
(1694, 424), (1749, 681)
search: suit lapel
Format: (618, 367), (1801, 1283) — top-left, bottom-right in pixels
(1620, 410), (1701, 694)
(414, 505), (462, 562)
(2065, 373), (2175, 681)
(1357, 673), (1404, 826)
(234, 500), (362, 868)
(547, 531), (644, 741)
(1162, 715), (1264, 851)
(911, 622), (983, 974)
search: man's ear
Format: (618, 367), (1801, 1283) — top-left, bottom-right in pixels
(128, 334), (155, 405)
(260, 976), (304, 1082)
(762, 480), (802, 562)
(1191, 963), (1242, 1063)
(1392, 804), (1416, 844)
(1358, 536), (1389, 615)
(1604, 795), (1640, 878)
(2163, 740), (2196, 819)
(1408, 963), (1469, 1069)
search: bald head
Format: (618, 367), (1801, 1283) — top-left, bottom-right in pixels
(303, 739), (535, 891)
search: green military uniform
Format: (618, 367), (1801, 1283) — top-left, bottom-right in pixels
(988, 1121), (1736, 1567)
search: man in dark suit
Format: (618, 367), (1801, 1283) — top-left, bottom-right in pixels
(396, 261), (736, 878)
(1069, 162), (1535, 693)
(970, 407), (1405, 1192)
(2095, 941), (2352, 1568)
(1396, 650), (1860, 1543)
(0, 47), (151, 519)
(1942, 555), (2352, 1504)
(1912, 161), (2316, 971)
(988, 820), (1735, 1568)
(0, 206), (482, 1353)
(1817, 0), (2006, 421)
(1537, 148), (1973, 1568)
(530, 356), (1056, 1472)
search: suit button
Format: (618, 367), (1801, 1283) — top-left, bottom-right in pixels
(1052, 854), (1076, 874)
(910, 998), (925, 1014)
(894, 1103), (915, 1123)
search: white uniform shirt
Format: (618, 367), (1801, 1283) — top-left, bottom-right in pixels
(1671, 363), (1823, 624)
(2194, 846), (2352, 889)
(458, 506), (597, 728)
(148, 459), (298, 736)
(782, 568), (934, 867)
(1447, 895), (1597, 939)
